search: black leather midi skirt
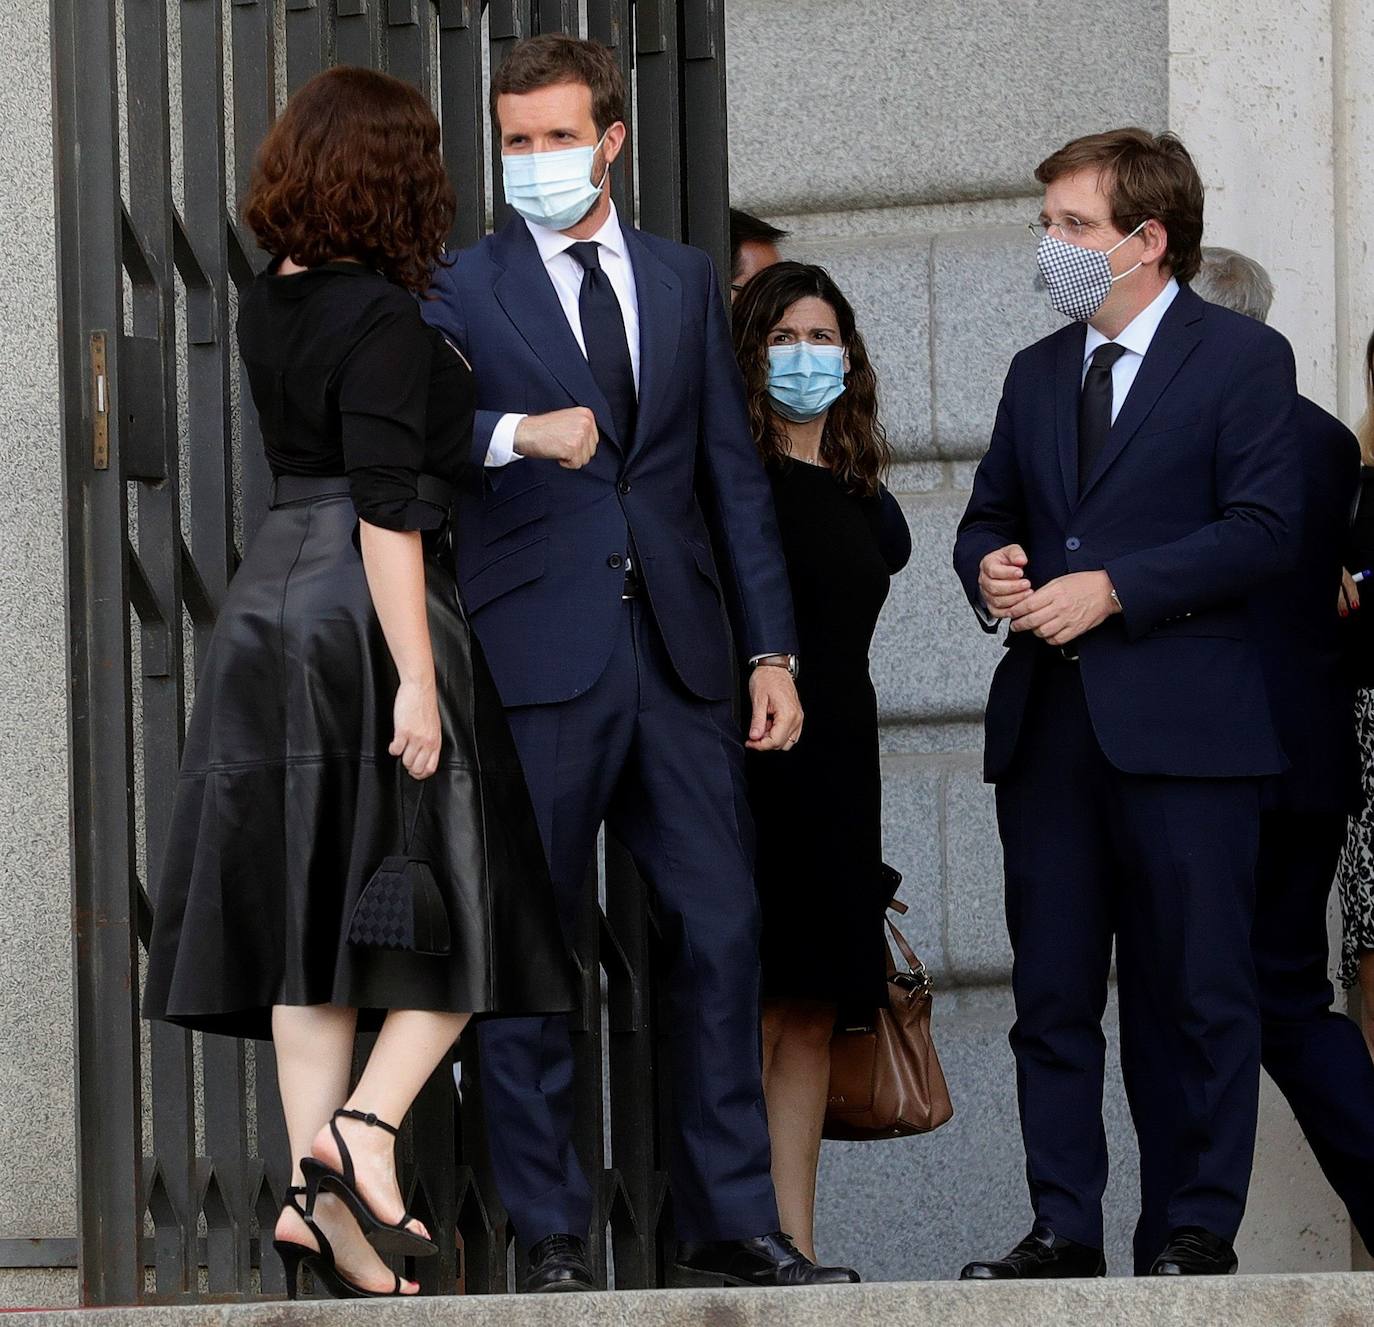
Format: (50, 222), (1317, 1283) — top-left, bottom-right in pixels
(142, 487), (574, 1040)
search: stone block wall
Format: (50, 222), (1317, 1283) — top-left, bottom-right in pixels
(726, 0), (1353, 1281)
(0, 0), (77, 1311)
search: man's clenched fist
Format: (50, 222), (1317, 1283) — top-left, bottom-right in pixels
(515, 407), (599, 469)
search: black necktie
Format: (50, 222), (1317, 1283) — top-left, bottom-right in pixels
(1078, 341), (1128, 494)
(568, 241), (637, 448)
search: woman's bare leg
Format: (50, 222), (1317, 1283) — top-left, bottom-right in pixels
(310, 1009), (470, 1241)
(271, 1004), (417, 1294)
(1359, 952), (1374, 1061)
(761, 999), (836, 1262)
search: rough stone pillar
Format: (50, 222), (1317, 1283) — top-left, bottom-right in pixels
(0, 0), (78, 1310)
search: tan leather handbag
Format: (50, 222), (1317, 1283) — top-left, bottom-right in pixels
(823, 895), (953, 1141)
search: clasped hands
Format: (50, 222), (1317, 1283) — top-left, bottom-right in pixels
(979, 544), (1120, 647)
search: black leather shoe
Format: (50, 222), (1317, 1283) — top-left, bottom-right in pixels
(1149, 1228), (1238, 1276)
(522, 1234), (596, 1293)
(960, 1228), (1106, 1279)
(674, 1232), (860, 1287)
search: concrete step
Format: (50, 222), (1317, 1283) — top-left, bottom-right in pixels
(6, 1275), (1371, 1327)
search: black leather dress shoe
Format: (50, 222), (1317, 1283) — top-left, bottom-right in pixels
(1149, 1227), (1238, 1276)
(522, 1234), (596, 1293)
(960, 1228), (1107, 1279)
(674, 1232), (860, 1287)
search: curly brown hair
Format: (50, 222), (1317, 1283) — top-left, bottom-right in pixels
(732, 262), (891, 497)
(242, 66), (455, 294)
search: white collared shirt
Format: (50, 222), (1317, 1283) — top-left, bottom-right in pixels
(487, 201), (641, 466)
(1081, 276), (1180, 422)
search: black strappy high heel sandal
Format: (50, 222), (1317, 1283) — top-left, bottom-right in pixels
(272, 1184), (411, 1300)
(300, 1109), (438, 1258)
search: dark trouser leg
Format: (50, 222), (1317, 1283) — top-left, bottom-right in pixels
(1255, 809), (1374, 1253)
(1112, 772), (1261, 1246)
(995, 661), (1115, 1248)
(475, 622), (637, 1246)
(606, 603), (780, 1242)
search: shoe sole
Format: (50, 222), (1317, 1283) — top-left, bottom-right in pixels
(527, 1279), (597, 1293)
(671, 1265), (757, 1289)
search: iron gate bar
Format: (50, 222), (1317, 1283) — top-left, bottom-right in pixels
(336, 0), (382, 66)
(586, 0), (637, 224)
(436, 2), (485, 251)
(53, 0), (143, 1303)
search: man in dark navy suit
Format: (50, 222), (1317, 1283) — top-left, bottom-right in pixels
(953, 130), (1303, 1279)
(1187, 248), (1374, 1260)
(422, 35), (857, 1293)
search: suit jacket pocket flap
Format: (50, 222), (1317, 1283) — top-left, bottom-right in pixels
(462, 536), (547, 612)
(481, 480), (549, 545)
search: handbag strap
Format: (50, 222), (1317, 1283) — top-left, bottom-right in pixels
(885, 899), (932, 994)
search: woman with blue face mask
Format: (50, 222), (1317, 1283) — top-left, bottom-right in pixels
(732, 262), (911, 1268)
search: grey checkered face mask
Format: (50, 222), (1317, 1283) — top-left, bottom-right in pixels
(1035, 220), (1147, 321)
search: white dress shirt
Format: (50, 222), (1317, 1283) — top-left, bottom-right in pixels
(1082, 276), (1179, 421)
(974, 277), (1181, 627)
(486, 202), (641, 466)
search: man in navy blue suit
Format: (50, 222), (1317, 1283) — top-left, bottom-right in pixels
(422, 35), (857, 1293)
(953, 130), (1303, 1279)
(1188, 248), (1374, 1261)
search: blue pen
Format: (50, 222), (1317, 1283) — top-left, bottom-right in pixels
(1354, 570), (1374, 584)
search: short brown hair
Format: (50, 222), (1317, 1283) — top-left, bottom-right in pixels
(490, 34), (625, 136)
(242, 66), (455, 294)
(1035, 128), (1205, 283)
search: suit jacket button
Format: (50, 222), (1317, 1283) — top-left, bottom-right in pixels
(618, 479), (631, 495)
(607, 553), (625, 569)
(1065, 536), (1081, 551)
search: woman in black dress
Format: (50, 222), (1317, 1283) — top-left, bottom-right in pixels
(732, 262), (910, 1263)
(142, 68), (572, 1298)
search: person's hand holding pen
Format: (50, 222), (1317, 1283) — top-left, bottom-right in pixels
(1340, 568), (1370, 617)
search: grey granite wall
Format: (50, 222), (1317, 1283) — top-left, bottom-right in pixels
(727, 0), (1351, 1282)
(0, 0), (78, 1311)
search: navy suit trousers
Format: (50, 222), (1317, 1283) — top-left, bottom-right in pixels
(1252, 810), (1374, 1255)
(996, 654), (1261, 1256)
(475, 598), (778, 1246)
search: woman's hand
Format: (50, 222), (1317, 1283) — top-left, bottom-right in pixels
(390, 678), (441, 779)
(1341, 568), (1361, 618)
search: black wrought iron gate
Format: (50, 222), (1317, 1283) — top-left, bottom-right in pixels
(52, 0), (730, 1305)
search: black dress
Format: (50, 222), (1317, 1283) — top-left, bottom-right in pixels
(746, 460), (912, 1016)
(142, 261), (574, 1040)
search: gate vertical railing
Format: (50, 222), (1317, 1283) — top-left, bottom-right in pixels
(52, 0), (731, 1305)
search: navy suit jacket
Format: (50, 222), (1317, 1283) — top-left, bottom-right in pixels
(422, 217), (797, 708)
(953, 283), (1303, 782)
(1255, 396), (1361, 814)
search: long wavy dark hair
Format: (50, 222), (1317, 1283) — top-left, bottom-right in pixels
(243, 66), (455, 294)
(732, 262), (891, 496)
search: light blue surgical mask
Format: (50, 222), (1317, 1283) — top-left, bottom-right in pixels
(767, 342), (846, 422)
(501, 131), (609, 231)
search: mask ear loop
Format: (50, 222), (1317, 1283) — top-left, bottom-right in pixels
(1105, 219), (1150, 285)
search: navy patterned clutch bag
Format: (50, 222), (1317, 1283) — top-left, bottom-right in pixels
(347, 778), (452, 956)
(347, 855), (452, 956)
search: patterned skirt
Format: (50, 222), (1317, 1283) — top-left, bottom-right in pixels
(1334, 687), (1374, 986)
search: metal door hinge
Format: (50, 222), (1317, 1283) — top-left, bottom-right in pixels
(90, 331), (109, 471)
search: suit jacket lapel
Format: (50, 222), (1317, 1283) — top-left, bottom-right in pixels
(1056, 324), (1087, 510)
(490, 218), (622, 452)
(1079, 286), (1205, 502)
(622, 225), (681, 461)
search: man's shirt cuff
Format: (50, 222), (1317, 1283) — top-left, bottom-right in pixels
(486, 413), (527, 468)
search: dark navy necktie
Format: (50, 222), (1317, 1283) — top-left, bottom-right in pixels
(1078, 341), (1128, 494)
(567, 241), (637, 448)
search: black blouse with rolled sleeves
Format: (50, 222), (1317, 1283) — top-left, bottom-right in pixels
(237, 260), (473, 530)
